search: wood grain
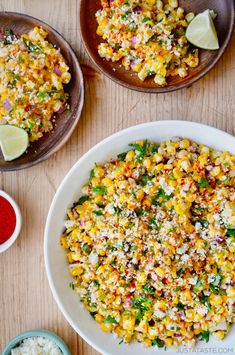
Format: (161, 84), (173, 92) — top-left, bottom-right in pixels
(0, 0), (235, 354)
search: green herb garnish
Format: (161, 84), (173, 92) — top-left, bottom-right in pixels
(92, 210), (103, 216)
(143, 284), (155, 294)
(92, 186), (106, 195)
(129, 140), (148, 162)
(76, 196), (90, 205)
(152, 338), (164, 348)
(82, 243), (92, 254)
(198, 178), (209, 188)
(198, 330), (210, 343)
(142, 17), (152, 23)
(104, 316), (118, 324)
(117, 151), (128, 161)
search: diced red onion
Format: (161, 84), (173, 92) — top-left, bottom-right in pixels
(69, 261), (80, 266)
(2, 99), (12, 111)
(123, 299), (133, 308)
(53, 68), (62, 77)
(57, 105), (65, 114)
(216, 236), (224, 244)
(133, 6), (142, 13)
(178, 313), (184, 319)
(79, 219), (85, 227)
(131, 36), (137, 46)
(130, 61), (135, 70)
(174, 333), (182, 338)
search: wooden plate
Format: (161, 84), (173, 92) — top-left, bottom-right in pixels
(0, 12), (84, 171)
(80, 0), (234, 93)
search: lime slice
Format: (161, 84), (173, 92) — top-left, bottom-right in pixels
(0, 125), (29, 161)
(186, 9), (219, 50)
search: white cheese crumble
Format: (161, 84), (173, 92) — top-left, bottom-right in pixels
(64, 220), (75, 229)
(11, 337), (63, 355)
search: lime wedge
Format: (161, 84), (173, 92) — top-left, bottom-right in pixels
(0, 125), (29, 161)
(186, 9), (219, 50)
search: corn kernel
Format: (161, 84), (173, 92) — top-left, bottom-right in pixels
(155, 267), (165, 278)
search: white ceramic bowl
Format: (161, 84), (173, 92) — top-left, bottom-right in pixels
(0, 190), (22, 253)
(44, 121), (235, 355)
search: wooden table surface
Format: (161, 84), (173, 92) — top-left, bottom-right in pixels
(0, 0), (234, 354)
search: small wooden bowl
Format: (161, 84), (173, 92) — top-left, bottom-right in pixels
(80, 0), (234, 93)
(0, 12), (84, 171)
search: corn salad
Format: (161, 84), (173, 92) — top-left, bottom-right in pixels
(96, 0), (199, 85)
(61, 138), (235, 348)
(0, 27), (71, 141)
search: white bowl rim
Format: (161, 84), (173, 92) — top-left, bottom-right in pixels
(0, 190), (22, 253)
(44, 120), (235, 354)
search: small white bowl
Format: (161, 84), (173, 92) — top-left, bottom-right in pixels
(0, 190), (22, 253)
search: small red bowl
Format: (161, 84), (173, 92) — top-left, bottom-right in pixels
(0, 190), (22, 253)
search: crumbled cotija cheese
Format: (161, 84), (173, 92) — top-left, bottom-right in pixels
(11, 337), (63, 355)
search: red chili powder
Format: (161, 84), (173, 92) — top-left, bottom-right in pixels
(0, 195), (16, 244)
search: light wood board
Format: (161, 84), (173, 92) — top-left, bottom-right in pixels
(0, 0), (234, 354)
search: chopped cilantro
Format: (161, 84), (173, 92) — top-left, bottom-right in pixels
(198, 330), (210, 343)
(82, 243), (92, 254)
(129, 140), (148, 162)
(23, 39), (42, 52)
(136, 208), (144, 216)
(3, 29), (14, 45)
(176, 268), (185, 277)
(200, 295), (208, 304)
(147, 34), (157, 43)
(18, 54), (25, 63)
(92, 186), (106, 195)
(177, 302), (185, 311)
(151, 144), (159, 153)
(117, 151), (128, 161)
(209, 275), (221, 287)
(223, 175), (230, 184)
(93, 280), (100, 287)
(142, 17), (152, 23)
(133, 296), (151, 312)
(89, 168), (95, 183)
(152, 188), (172, 205)
(90, 311), (96, 319)
(226, 226), (235, 237)
(121, 10), (131, 21)
(104, 316), (118, 324)
(198, 178), (209, 188)
(143, 284), (155, 294)
(148, 217), (157, 228)
(169, 171), (175, 180)
(152, 338), (164, 348)
(69, 282), (75, 290)
(192, 206), (205, 216)
(92, 210), (103, 216)
(76, 196), (90, 205)
(193, 279), (204, 294)
(6, 29), (14, 36)
(174, 286), (181, 292)
(38, 92), (46, 99)
(137, 173), (151, 186)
